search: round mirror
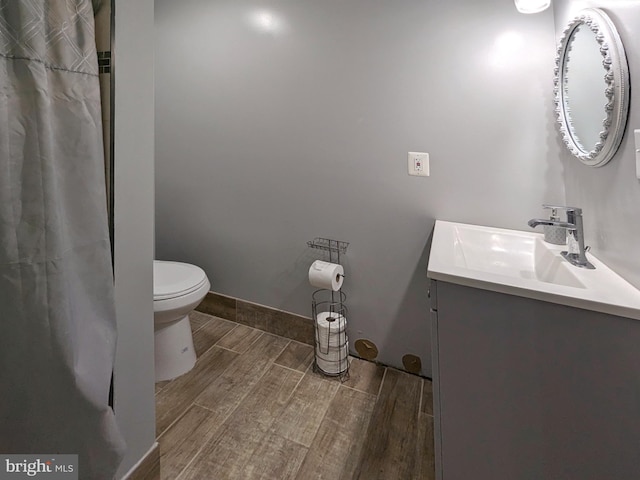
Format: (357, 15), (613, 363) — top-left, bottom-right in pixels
(554, 9), (629, 167)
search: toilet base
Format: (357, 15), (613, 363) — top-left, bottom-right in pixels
(155, 315), (197, 382)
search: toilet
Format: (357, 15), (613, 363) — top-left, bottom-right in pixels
(153, 260), (210, 382)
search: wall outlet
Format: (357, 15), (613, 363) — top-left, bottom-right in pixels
(408, 152), (429, 176)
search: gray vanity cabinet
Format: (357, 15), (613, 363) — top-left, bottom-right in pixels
(430, 279), (640, 480)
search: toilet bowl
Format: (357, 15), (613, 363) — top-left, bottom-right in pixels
(153, 260), (210, 382)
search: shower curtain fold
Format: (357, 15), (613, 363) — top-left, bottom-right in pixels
(0, 1), (125, 478)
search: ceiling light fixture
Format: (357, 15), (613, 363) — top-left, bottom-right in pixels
(514, 0), (551, 14)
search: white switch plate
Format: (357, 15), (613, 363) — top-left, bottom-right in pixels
(634, 129), (640, 179)
(408, 152), (429, 176)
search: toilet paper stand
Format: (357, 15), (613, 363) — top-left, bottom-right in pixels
(308, 237), (350, 380)
(312, 289), (349, 379)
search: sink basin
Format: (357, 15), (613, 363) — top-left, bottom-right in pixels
(428, 221), (640, 320)
(451, 224), (584, 288)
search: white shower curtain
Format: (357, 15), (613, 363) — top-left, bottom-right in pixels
(0, 1), (125, 478)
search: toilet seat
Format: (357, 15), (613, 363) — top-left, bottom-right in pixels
(154, 260), (208, 300)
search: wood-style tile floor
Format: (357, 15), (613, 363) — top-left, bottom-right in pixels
(155, 311), (435, 480)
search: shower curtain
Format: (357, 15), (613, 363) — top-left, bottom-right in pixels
(0, 1), (125, 478)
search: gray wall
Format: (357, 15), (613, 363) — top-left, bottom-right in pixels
(553, 0), (640, 291)
(155, 0), (562, 375)
(113, 0), (156, 476)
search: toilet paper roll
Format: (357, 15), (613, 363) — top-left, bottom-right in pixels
(308, 260), (344, 291)
(317, 311), (346, 332)
(316, 339), (349, 360)
(316, 331), (348, 350)
(316, 342), (349, 375)
(316, 311), (347, 348)
(316, 332), (347, 349)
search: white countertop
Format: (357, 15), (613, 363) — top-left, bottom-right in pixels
(427, 220), (640, 320)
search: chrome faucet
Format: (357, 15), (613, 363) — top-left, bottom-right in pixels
(528, 205), (595, 269)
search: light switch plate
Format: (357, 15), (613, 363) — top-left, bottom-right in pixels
(634, 129), (640, 179)
(408, 152), (429, 177)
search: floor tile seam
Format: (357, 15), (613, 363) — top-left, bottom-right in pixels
(375, 367), (388, 398)
(176, 400), (249, 480)
(265, 423), (314, 451)
(335, 382), (378, 398)
(212, 342), (251, 355)
(173, 444), (201, 480)
(329, 393), (378, 480)
(195, 333), (236, 357)
(283, 377), (342, 448)
(285, 354), (308, 400)
(243, 363), (313, 454)
(302, 357), (315, 375)
(193, 334), (292, 411)
(218, 326), (271, 354)
(304, 355), (349, 379)
(160, 405), (230, 480)
(225, 413), (308, 477)
(158, 345), (244, 433)
(198, 320), (262, 358)
(288, 337), (315, 348)
(273, 359), (311, 375)
(190, 312), (223, 331)
(158, 335), (291, 478)
(191, 399), (217, 414)
(305, 369), (353, 390)
(264, 432), (311, 480)
(264, 334), (296, 374)
(196, 348), (286, 424)
(210, 322), (241, 347)
(302, 361), (374, 394)
(273, 337), (294, 362)
(189, 356), (300, 415)
(418, 378), (425, 416)
(193, 346), (244, 386)
(243, 322), (312, 346)
(187, 345), (243, 392)
(156, 400), (197, 441)
(296, 378), (341, 453)
(186, 359), (305, 476)
(169, 340), (300, 441)
(193, 318), (240, 348)
(189, 321), (208, 335)
(188, 342), (239, 366)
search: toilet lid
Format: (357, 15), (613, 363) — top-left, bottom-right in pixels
(154, 260), (209, 300)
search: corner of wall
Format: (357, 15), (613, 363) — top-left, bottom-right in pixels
(112, 0), (156, 476)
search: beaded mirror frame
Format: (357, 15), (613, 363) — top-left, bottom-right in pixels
(554, 8), (629, 167)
